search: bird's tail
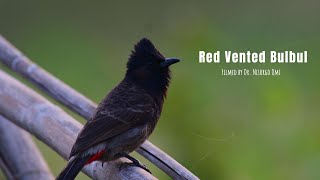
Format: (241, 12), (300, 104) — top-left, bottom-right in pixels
(56, 154), (90, 180)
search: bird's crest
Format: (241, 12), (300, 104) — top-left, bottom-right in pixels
(127, 38), (165, 69)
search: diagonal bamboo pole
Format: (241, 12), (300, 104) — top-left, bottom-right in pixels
(0, 70), (156, 180)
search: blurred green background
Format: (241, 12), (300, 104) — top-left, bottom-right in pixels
(1, 0), (320, 179)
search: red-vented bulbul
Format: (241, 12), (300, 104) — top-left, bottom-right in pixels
(56, 38), (180, 180)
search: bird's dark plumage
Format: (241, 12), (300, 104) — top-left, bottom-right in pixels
(69, 82), (159, 158)
(56, 38), (179, 180)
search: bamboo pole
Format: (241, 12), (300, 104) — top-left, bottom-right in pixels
(0, 35), (199, 180)
(0, 152), (14, 180)
(0, 70), (156, 180)
(0, 115), (54, 180)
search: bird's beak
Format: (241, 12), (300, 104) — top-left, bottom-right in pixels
(160, 58), (180, 68)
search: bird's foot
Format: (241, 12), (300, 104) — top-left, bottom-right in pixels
(118, 153), (152, 174)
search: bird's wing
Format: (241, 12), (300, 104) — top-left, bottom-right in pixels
(69, 88), (156, 157)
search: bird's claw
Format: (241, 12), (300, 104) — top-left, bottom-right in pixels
(136, 163), (152, 174)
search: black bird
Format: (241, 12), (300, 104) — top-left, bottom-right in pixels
(56, 38), (180, 180)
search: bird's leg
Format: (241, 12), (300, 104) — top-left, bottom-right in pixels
(118, 153), (152, 174)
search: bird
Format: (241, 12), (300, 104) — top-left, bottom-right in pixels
(56, 38), (180, 180)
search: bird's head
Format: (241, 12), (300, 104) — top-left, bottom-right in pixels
(125, 38), (180, 96)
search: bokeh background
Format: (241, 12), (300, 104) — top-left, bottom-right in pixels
(1, 1), (320, 179)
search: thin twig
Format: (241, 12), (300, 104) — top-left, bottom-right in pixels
(0, 70), (156, 180)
